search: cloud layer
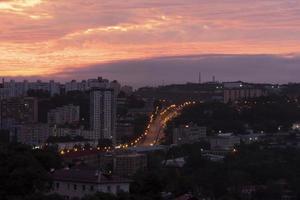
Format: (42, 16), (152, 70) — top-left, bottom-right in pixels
(45, 54), (299, 87)
(0, 0), (300, 79)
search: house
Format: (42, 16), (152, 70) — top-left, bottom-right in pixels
(51, 168), (131, 199)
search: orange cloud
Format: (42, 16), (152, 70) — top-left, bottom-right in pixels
(0, 0), (300, 77)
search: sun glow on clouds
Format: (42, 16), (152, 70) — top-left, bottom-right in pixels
(0, 0), (42, 11)
(0, 0), (300, 77)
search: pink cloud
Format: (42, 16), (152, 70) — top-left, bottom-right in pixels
(0, 0), (299, 77)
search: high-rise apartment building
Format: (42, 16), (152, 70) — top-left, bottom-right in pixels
(90, 89), (116, 142)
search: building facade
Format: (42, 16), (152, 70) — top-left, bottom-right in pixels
(0, 97), (38, 129)
(223, 82), (268, 103)
(209, 133), (240, 150)
(173, 124), (207, 145)
(90, 89), (116, 142)
(51, 169), (131, 199)
(16, 123), (50, 146)
(48, 104), (80, 125)
(0, 80), (60, 99)
(114, 153), (147, 177)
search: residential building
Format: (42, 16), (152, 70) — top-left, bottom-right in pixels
(48, 104), (80, 125)
(50, 127), (80, 137)
(65, 77), (110, 93)
(0, 97), (38, 129)
(49, 80), (61, 96)
(51, 168), (131, 199)
(65, 80), (81, 92)
(202, 153), (225, 162)
(164, 157), (186, 168)
(62, 150), (101, 166)
(47, 138), (98, 151)
(50, 126), (99, 141)
(238, 133), (265, 144)
(223, 82), (268, 103)
(173, 124), (206, 145)
(110, 80), (121, 96)
(120, 86), (133, 96)
(16, 123), (50, 146)
(98, 152), (147, 177)
(209, 133), (240, 150)
(116, 122), (134, 142)
(0, 80), (60, 99)
(114, 153), (147, 177)
(0, 77), (127, 99)
(90, 89), (116, 142)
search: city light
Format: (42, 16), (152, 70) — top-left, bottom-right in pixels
(58, 101), (197, 154)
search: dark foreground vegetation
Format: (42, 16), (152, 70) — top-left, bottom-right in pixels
(2, 142), (300, 199)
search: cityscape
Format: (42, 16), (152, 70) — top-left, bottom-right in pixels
(1, 1), (300, 200)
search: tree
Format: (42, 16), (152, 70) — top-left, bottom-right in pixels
(0, 144), (61, 200)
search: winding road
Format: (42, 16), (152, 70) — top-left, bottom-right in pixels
(138, 102), (195, 147)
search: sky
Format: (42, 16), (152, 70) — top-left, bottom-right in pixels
(0, 0), (300, 86)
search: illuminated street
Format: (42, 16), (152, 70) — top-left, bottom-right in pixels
(138, 102), (196, 147)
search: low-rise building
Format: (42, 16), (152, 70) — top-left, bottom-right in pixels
(61, 150), (147, 177)
(223, 82), (268, 103)
(99, 152), (147, 177)
(202, 154), (225, 162)
(209, 133), (240, 150)
(16, 123), (50, 146)
(47, 137), (97, 151)
(50, 127), (97, 141)
(63, 150), (101, 166)
(50, 126), (83, 137)
(164, 157), (186, 168)
(238, 133), (265, 144)
(51, 168), (131, 199)
(114, 153), (147, 177)
(173, 124), (206, 145)
(116, 122), (134, 142)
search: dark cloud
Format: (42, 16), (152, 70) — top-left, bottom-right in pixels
(49, 54), (300, 87)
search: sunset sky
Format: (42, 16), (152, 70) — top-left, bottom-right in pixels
(1, 0), (300, 85)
